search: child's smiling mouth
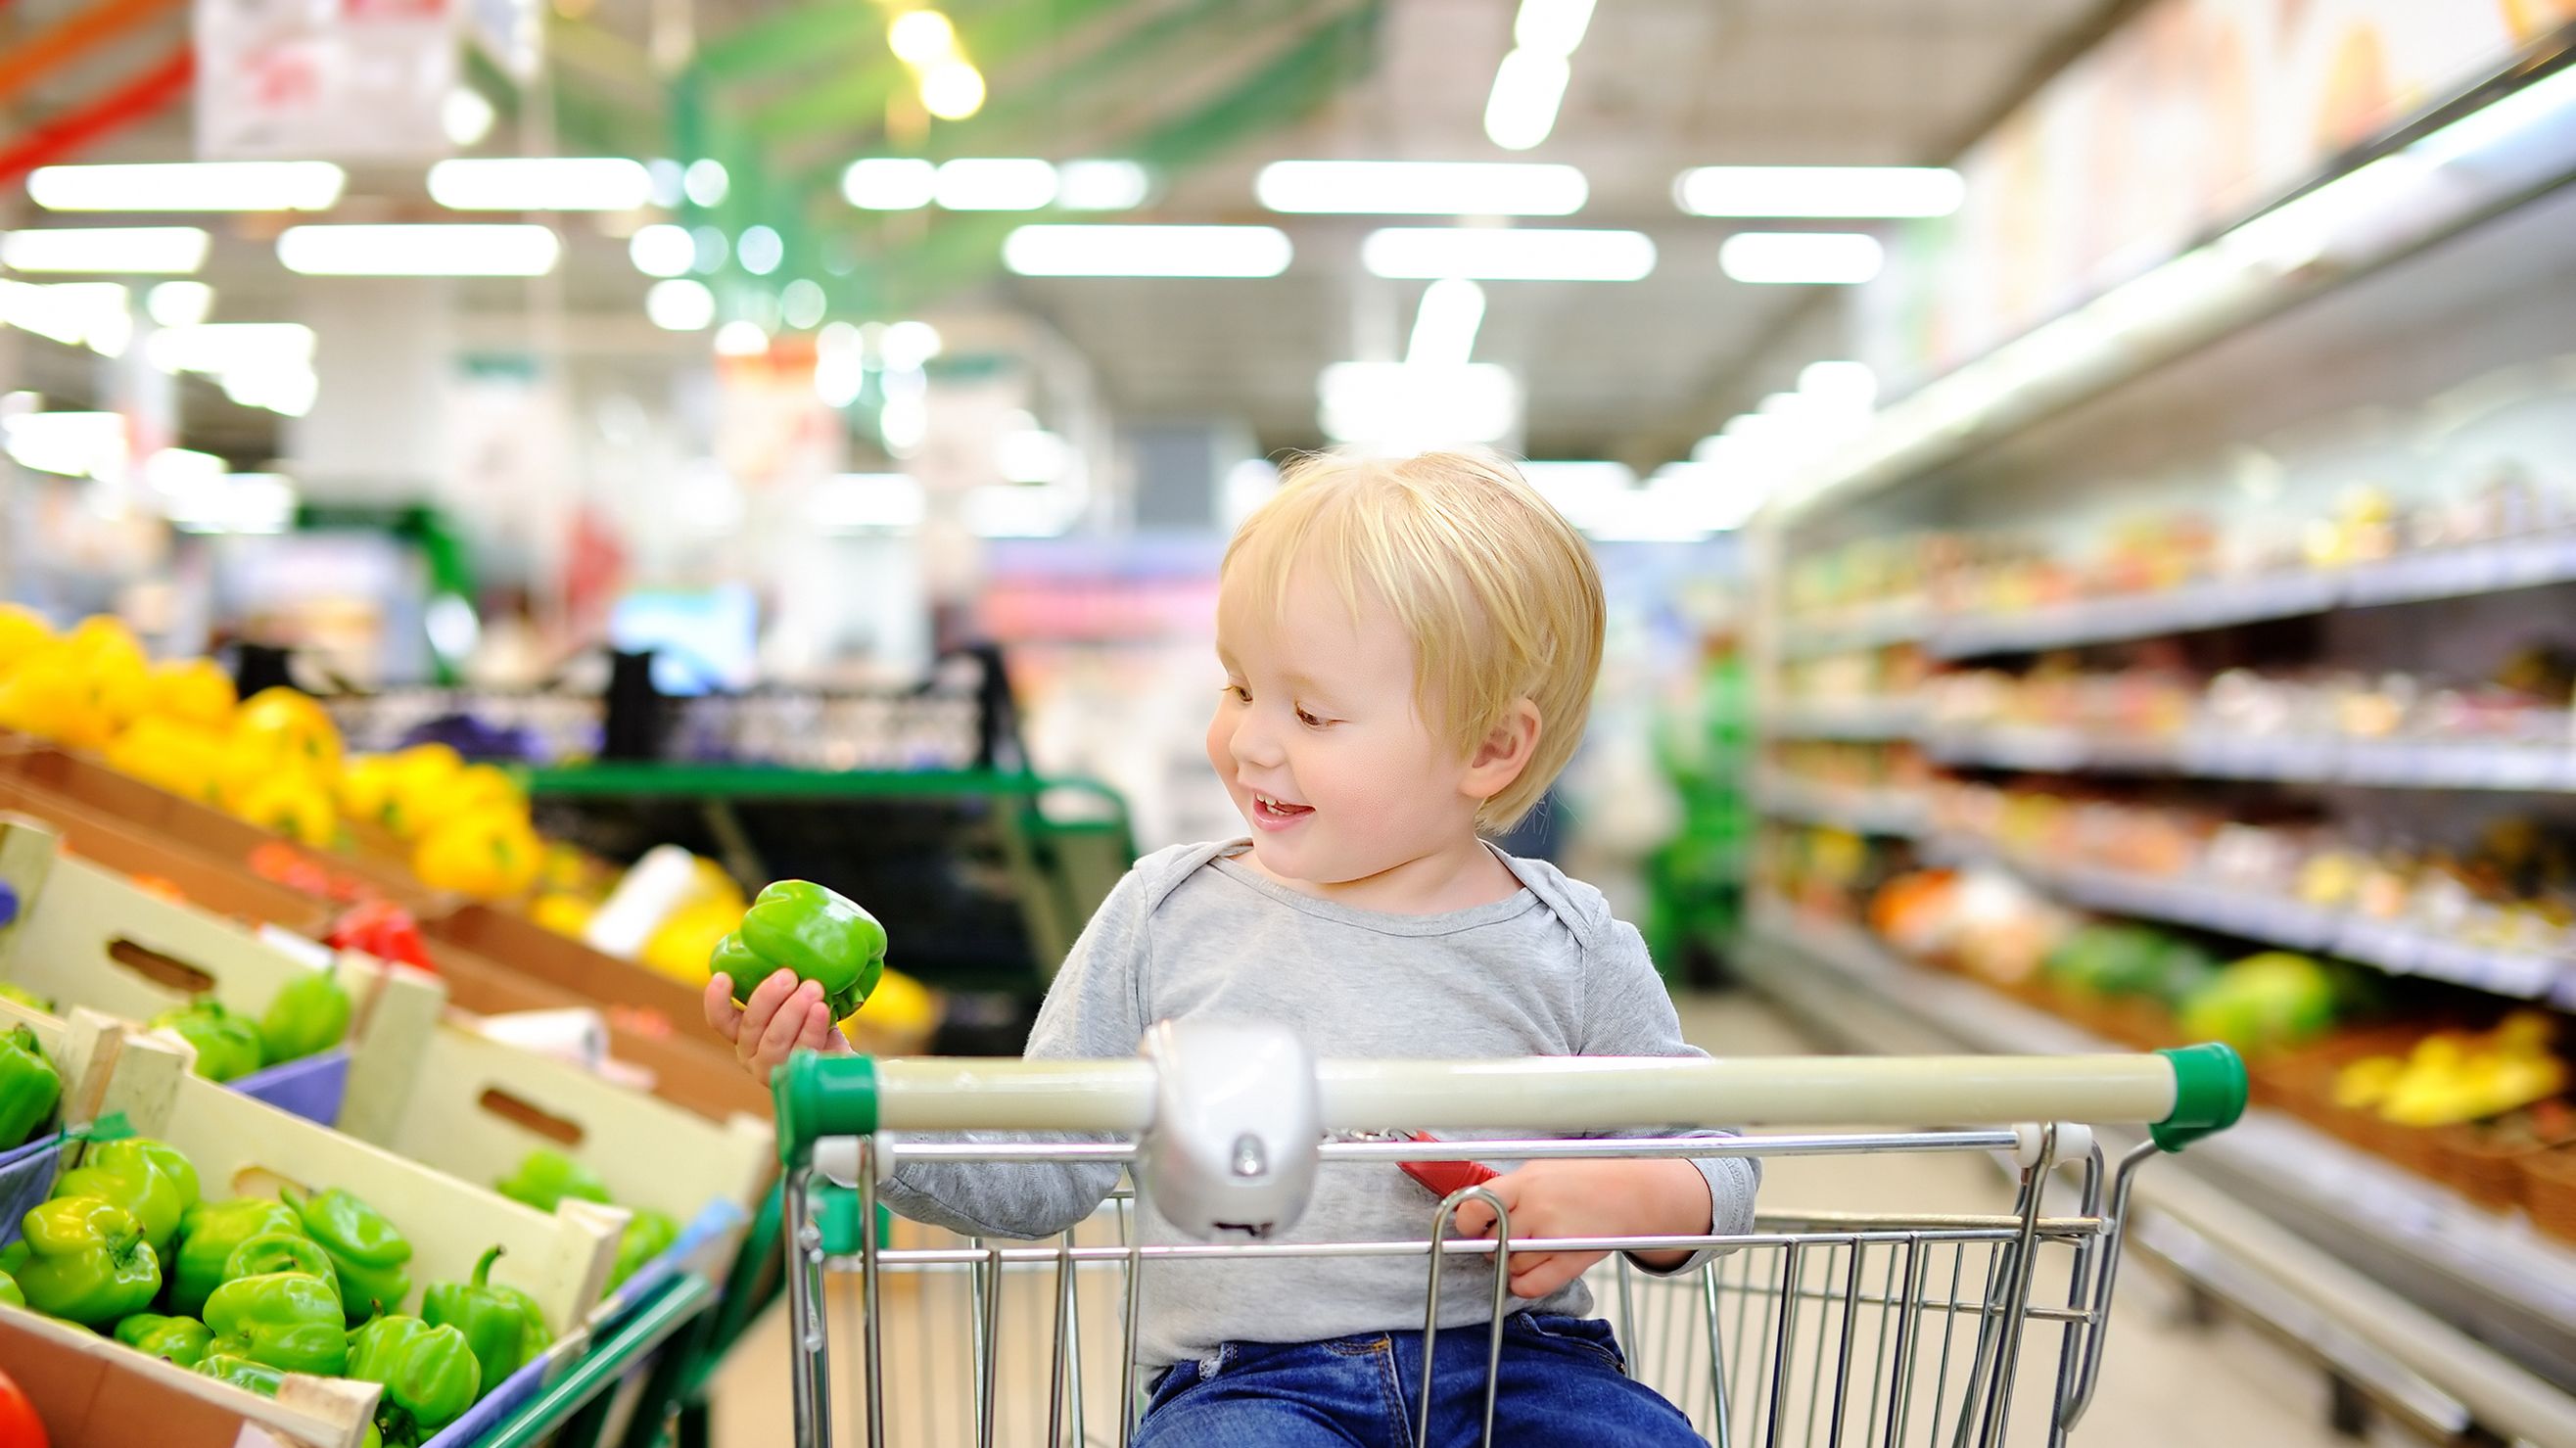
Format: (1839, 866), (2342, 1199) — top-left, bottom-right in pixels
(1250, 792), (1314, 830)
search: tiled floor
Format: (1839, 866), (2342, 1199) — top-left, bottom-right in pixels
(710, 994), (2385, 1446)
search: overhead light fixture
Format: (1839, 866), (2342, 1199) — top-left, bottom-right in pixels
(276, 224), (561, 276)
(1673, 166), (1964, 218)
(737, 224), (784, 275)
(443, 88), (497, 148)
(879, 318), (942, 370)
(629, 223), (696, 277)
(165, 471), (295, 534)
(0, 280), (130, 353)
(1482, 0), (1593, 151)
(2, 410), (123, 477)
(1405, 277), (1486, 367)
(919, 61), (985, 120)
(428, 157), (652, 211)
(1057, 160), (1150, 210)
(780, 278), (827, 330)
(933, 158), (1056, 210)
(26, 163), (345, 213)
(714, 320), (770, 356)
(810, 473), (925, 531)
(1003, 224), (1291, 277)
(145, 281), (214, 329)
(1318, 361), (1520, 445)
(1255, 161), (1587, 215)
(1717, 231), (1883, 284)
(146, 322), (315, 377)
(1361, 227), (1652, 281)
(645, 278), (715, 331)
(2, 227), (209, 274)
(996, 428), (1068, 484)
(887, 9), (957, 65)
(844, 157), (936, 210)
(1798, 359), (1878, 411)
(1515, 0), (1596, 55)
(683, 160), (729, 208)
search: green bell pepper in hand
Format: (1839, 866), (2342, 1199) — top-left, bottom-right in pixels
(194, 1352), (285, 1397)
(347, 1315), (481, 1446)
(148, 1001), (265, 1083)
(258, 969), (352, 1066)
(709, 880), (885, 1021)
(0, 1025), (62, 1152)
(204, 1271), (349, 1376)
(171, 1196), (304, 1318)
(282, 1186), (411, 1321)
(54, 1138), (197, 1258)
(115, 1311), (213, 1368)
(607, 1209), (680, 1290)
(422, 1245), (548, 1397)
(16, 1195), (162, 1326)
(493, 1148), (610, 1214)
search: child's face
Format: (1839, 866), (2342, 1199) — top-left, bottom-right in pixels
(1205, 564), (1480, 888)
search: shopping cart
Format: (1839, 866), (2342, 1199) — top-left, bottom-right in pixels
(767, 1033), (2247, 1448)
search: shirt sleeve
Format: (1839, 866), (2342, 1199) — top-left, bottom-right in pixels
(1581, 918), (1760, 1273)
(828, 863), (1153, 1238)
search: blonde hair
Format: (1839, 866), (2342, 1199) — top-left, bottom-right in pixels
(1222, 448), (1606, 831)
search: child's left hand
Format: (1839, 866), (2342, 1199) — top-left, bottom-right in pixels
(1446, 1159), (1712, 1301)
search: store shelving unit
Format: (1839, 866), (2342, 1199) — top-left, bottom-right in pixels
(1750, 771), (1929, 837)
(1775, 602), (1929, 661)
(1757, 699), (1922, 742)
(1925, 727), (2576, 791)
(1739, 900), (2576, 1426)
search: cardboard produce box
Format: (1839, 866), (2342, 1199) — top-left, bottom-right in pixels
(0, 1307), (377, 1448)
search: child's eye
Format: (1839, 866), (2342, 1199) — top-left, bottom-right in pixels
(1296, 707), (1330, 728)
(1222, 682), (1250, 702)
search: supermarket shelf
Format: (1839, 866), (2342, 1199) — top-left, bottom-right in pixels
(1738, 902), (2576, 1424)
(1758, 701), (1923, 742)
(1751, 773), (1929, 837)
(1926, 838), (2576, 1007)
(1927, 727), (2576, 791)
(1776, 604), (1928, 659)
(1927, 532), (2576, 659)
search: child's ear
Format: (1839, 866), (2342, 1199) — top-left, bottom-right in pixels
(1464, 699), (1542, 799)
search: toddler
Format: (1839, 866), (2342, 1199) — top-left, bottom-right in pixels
(711, 448), (1758, 1445)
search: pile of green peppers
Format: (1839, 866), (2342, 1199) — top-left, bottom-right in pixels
(0, 1025), (62, 1152)
(145, 971), (355, 1085)
(493, 1147), (680, 1293)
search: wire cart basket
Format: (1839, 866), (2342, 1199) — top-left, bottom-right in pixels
(765, 1039), (2248, 1448)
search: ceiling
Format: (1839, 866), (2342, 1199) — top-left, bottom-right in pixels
(0, 0), (2127, 468)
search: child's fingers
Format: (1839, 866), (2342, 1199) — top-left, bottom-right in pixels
(731, 969), (800, 1059)
(702, 976), (744, 1041)
(795, 999), (840, 1055)
(1508, 1249), (1604, 1301)
(754, 981), (822, 1067)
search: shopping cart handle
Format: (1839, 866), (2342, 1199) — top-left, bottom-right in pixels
(770, 1042), (2250, 1160)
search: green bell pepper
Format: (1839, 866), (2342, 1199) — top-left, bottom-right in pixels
(281, 1186), (412, 1321)
(492, 1148), (610, 1214)
(0, 983), (53, 1013)
(148, 1001), (265, 1083)
(16, 1195), (162, 1326)
(0, 1265), (23, 1308)
(194, 1352), (285, 1397)
(171, 1196), (305, 1318)
(115, 1311), (213, 1368)
(223, 1231), (337, 1290)
(422, 1245), (548, 1398)
(258, 968), (351, 1066)
(709, 880), (885, 1021)
(607, 1208), (680, 1290)
(347, 1315), (481, 1447)
(53, 1138), (197, 1258)
(0, 1025), (62, 1152)
(204, 1270), (349, 1376)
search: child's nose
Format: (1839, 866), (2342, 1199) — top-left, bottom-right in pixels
(1228, 715), (1285, 770)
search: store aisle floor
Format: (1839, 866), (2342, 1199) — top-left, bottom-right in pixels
(709, 994), (2391, 1446)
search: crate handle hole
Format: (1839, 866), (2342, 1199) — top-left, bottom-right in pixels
(109, 938), (216, 995)
(479, 1087), (586, 1147)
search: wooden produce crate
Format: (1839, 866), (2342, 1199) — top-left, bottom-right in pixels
(427, 904), (716, 1046)
(0, 997), (173, 1136)
(0, 776), (337, 934)
(0, 817), (443, 1135)
(0, 1307), (378, 1448)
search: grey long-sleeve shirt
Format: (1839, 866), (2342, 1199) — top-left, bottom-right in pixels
(867, 839), (1761, 1370)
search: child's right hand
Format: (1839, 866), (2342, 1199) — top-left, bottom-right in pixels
(704, 969), (851, 1085)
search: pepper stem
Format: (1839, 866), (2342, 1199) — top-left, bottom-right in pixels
(472, 1244), (504, 1288)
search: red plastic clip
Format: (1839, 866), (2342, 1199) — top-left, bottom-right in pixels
(1395, 1131), (1500, 1199)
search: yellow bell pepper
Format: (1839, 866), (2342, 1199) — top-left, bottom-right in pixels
(639, 896), (742, 983)
(385, 744), (464, 837)
(0, 649), (87, 743)
(149, 658), (237, 729)
(231, 771), (339, 848)
(414, 809), (542, 899)
(0, 604), (53, 672)
(339, 754), (404, 827)
(232, 688), (344, 782)
(106, 717), (230, 804)
(530, 893), (597, 938)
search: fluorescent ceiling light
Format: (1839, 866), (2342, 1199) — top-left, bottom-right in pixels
(811, 473), (924, 531)
(1406, 277), (1485, 367)
(844, 157), (936, 210)
(996, 428), (1068, 484)
(1717, 231), (1883, 284)
(714, 320), (769, 356)
(1361, 227), (1652, 281)
(780, 279), (827, 330)
(683, 160), (728, 208)
(1514, 0), (1596, 57)
(444, 88), (497, 147)
(1256, 161), (1586, 215)
(645, 279), (715, 331)
(1004, 224), (1291, 277)
(629, 223), (695, 277)
(277, 224), (560, 276)
(1484, 49), (1570, 152)
(428, 158), (652, 210)
(168, 472), (295, 534)
(144, 446), (226, 491)
(1798, 359), (1878, 409)
(0, 280), (127, 350)
(879, 319), (942, 370)
(888, 9), (956, 64)
(920, 61), (985, 120)
(146, 281), (214, 329)
(737, 224), (783, 275)
(2, 227), (208, 274)
(147, 322), (314, 376)
(1057, 161), (1149, 210)
(27, 163), (344, 213)
(3, 411), (123, 477)
(1674, 166), (1963, 218)
(1318, 361), (1519, 445)
(934, 158), (1056, 210)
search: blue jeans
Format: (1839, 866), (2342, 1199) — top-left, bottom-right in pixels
(1133, 1313), (1708, 1447)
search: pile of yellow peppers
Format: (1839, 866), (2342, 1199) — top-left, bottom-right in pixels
(341, 744), (544, 899)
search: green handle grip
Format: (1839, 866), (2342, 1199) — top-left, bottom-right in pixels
(774, 1051), (878, 1164)
(2151, 1043), (2248, 1152)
